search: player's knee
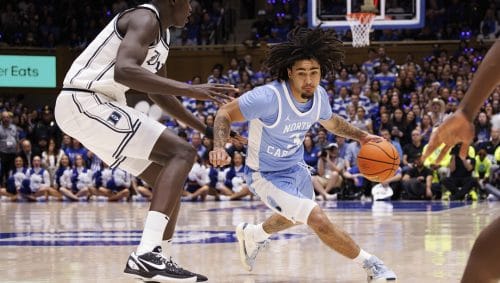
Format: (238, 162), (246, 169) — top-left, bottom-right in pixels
(307, 207), (329, 230)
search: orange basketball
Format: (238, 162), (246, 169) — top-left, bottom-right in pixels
(356, 140), (400, 183)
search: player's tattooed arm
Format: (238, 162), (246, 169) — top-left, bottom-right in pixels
(213, 99), (247, 149)
(213, 114), (231, 148)
(320, 114), (368, 141)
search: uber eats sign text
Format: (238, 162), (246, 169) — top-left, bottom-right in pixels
(0, 55), (56, 88)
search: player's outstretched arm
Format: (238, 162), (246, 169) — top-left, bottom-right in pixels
(148, 66), (207, 133)
(210, 100), (246, 167)
(319, 114), (383, 145)
(423, 41), (500, 162)
(114, 9), (237, 103)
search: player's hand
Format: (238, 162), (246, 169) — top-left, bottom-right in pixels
(209, 147), (231, 167)
(189, 84), (238, 104)
(360, 134), (384, 145)
(422, 109), (474, 163)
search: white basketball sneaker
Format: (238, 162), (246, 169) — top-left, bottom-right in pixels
(235, 223), (269, 271)
(363, 255), (397, 282)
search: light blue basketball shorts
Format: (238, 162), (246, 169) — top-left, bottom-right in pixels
(245, 164), (318, 224)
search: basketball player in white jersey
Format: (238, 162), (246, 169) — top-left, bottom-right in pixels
(55, 1), (237, 282)
(210, 27), (397, 282)
(423, 40), (500, 283)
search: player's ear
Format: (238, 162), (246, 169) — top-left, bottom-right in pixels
(287, 68), (292, 78)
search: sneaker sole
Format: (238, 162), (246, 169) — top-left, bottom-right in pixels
(235, 223), (252, 272)
(369, 277), (397, 283)
(124, 269), (197, 283)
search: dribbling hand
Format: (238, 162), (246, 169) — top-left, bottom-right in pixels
(422, 109), (474, 163)
(209, 147), (231, 167)
(360, 134), (384, 145)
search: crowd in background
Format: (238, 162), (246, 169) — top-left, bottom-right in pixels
(1, 40), (499, 202)
(249, 0), (500, 43)
(3, 0), (500, 48)
(0, 0), (228, 48)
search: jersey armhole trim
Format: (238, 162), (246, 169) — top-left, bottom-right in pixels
(113, 5), (164, 47)
(265, 85), (282, 129)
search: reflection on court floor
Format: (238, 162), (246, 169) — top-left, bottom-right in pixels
(0, 200), (498, 283)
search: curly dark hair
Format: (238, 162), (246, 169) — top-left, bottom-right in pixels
(264, 26), (345, 81)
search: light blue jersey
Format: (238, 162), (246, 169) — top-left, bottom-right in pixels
(239, 80), (332, 172)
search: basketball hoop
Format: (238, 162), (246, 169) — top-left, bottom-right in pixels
(346, 12), (376, 48)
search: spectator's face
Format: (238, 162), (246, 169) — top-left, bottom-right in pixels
(478, 113), (488, 124)
(340, 69), (348, 78)
(22, 141), (31, 153)
(422, 115), (432, 126)
(391, 95), (399, 106)
(478, 149), (487, 160)
(317, 131), (326, 141)
(206, 115), (214, 127)
(171, 0), (192, 28)
(381, 130), (391, 141)
(63, 135), (72, 146)
(381, 63), (389, 73)
(60, 155), (70, 167)
(351, 95), (359, 105)
(381, 113), (389, 123)
(1, 112), (10, 124)
(233, 153), (244, 166)
(288, 59), (321, 100)
(303, 136), (313, 147)
(32, 156), (41, 167)
(191, 133), (201, 146)
(336, 136), (345, 145)
(411, 130), (421, 143)
(212, 68), (221, 77)
(356, 107), (365, 118)
(491, 128), (499, 140)
(328, 147), (338, 157)
(14, 157), (24, 168)
(75, 155), (84, 167)
(72, 139), (81, 148)
(394, 109), (403, 120)
(406, 111), (415, 122)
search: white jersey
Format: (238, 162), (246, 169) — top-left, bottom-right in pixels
(63, 4), (170, 105)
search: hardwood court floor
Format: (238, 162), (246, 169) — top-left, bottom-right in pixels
(0, 200), (499, 283)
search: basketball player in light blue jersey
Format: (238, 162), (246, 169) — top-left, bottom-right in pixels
(210, 27), (397, 282)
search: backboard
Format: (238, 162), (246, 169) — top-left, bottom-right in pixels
(308, 0), (425, 30)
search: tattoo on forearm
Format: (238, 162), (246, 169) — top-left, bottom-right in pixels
(214, 114), (231, 148)
(331, 114), (367, 141)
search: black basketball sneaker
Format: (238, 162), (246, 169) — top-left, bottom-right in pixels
(124, 246), (208, 282)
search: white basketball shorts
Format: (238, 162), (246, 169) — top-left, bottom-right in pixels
(245, 164), (318, 224)
(54, 88), (166, 176)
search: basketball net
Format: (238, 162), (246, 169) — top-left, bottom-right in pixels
(346, 0), (378, 47)
(346, 12), (375, 48)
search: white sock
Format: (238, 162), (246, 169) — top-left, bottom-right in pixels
(161, 239), (173, 257)
(251, 223), (271, 243)
(136, 211), (169, 255)
(353, 249), (372, 265)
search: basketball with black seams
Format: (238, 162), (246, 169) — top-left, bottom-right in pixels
(357, 140), (400, 182)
